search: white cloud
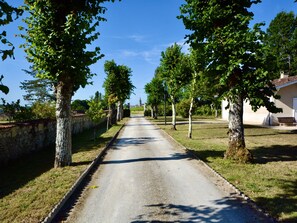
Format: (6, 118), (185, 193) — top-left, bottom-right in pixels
(109, 34), (147, 43)
(117, 47), (162, 65)
(128, 35), (147, 43)
(115, 40), (190, 65)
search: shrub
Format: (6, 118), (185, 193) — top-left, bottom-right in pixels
(177, 99), (197, 118)
(31, 101), (55, 119)
(123, 109), (130, 117)
(144, 109), (151, 117)
(158, 104), (172, 116)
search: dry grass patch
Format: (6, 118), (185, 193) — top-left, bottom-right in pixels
(149, 117), (297, 222)
(0, 120), (125, 223)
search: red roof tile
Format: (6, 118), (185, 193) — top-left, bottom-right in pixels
(272, 75), (297, 88)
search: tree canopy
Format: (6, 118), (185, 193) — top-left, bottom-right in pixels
(20, 68), (55, 103)
(103, 60), (134, 125)
(265, 11), (297, 78)
(179, 0), (281, 162)
(158, 43), (192, 129)
(21, 0), (116, 167)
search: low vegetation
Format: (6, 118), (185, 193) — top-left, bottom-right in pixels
(0, 119), (125, 223)
(149, 116), (297, 222)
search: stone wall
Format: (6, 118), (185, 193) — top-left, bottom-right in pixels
(0, 115), (104, 165)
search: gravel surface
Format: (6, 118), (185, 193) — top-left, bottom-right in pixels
(66, 116), (272, 223)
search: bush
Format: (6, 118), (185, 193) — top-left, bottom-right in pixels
(144, 109), (151, 117)
(31, 101), (55, 119)
(195, 104), (214, 116)
(177, 99), (197, 118)
(157, 104), (172, 116)
(123, 109), (130, 117)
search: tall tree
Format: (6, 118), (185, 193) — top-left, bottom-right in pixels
(20, 68), (55, 103)
(21, 0), (116, 167)
(0, 0), (22, 94)
(116, 64), (134, 121)
(265, 11), (297, 78)
(180, 0), (281, 162)
(159, 43), (192, 130)
(145, 76), (164, 119)
(103, 60), (134, 127)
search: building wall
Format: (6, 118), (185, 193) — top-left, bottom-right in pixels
(274, 84), (297, 117)
(0, 115), (104, 165)
(222, 100), (271, 125)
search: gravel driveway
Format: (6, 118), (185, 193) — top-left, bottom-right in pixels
(66, 116), (272, 223)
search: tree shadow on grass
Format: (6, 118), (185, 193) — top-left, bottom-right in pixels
(254, 179), (297, 222)
(252, 145), (297, 164)
(0, 125), (108, 199)
(0, 145), (55, 199)
(186, 148), (224, 162)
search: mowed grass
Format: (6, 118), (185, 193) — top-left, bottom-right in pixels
(0, 119), (126, 223)
(150, 116), (297, 222)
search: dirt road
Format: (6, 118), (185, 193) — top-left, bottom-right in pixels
(67, 116), (271, 223)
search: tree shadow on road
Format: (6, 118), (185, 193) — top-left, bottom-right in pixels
(101, 152), (190, 165)
(113, 137), (158, 148)
(131, 197), (270, 223)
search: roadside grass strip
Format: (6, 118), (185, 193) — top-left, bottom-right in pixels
(0, 119), (126, 223)
(149, 116), (297, 222)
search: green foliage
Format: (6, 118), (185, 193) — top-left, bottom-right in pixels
(21, 0), (118, 167)
(20, 68), (55, 103)
(123, 108), (130, 118)
(130, 106), (143, 112)
(195, 104), (214, 116)
(179, 0), (281, 114)
(103, 60), (135, 105)
(0, 0), (23, 61)
(145, 76), (165, 108)
(71, 99), (90, 112)
(158, 104), (173, 116)
(264, 11), (297, 78)
(31, 101), (55, 119)
(1, 99), (34, 122)
(144, 109), (151, 117)
(21, 0), (115, 92)
(0, 75), (9, 94)
(86, 97), (106, 123)
(177, 98), (194, 118)
(158, 43), (192, 102)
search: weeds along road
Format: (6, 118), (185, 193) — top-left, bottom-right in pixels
(66, 116), (271, 223)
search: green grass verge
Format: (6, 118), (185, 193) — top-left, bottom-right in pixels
(0, 119), (126, 223)
(149, 116), (297, 222)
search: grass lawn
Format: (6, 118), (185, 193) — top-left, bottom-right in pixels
(149, 116), (297, 222)
(0, 119), (126, 223)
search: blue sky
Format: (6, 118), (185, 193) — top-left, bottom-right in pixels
(1, 0), (297, 106)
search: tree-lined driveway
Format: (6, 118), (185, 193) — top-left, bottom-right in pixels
(68, 116), (271, 223)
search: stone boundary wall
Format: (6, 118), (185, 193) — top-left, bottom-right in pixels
(0, 115), (104, 165)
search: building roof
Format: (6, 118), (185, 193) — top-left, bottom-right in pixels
(272, 75), (297, 89)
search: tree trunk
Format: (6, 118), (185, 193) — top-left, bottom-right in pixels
(224, 95), (253, 163)
(120, 101), (124, 120)
(117, 101), (120, 121)
(54, 79), (73, 168)
(171, 96), (177, 130)
(188, 97), (194, 138)
(109, 103), (117, 126)
(150, 106), (154, 118)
